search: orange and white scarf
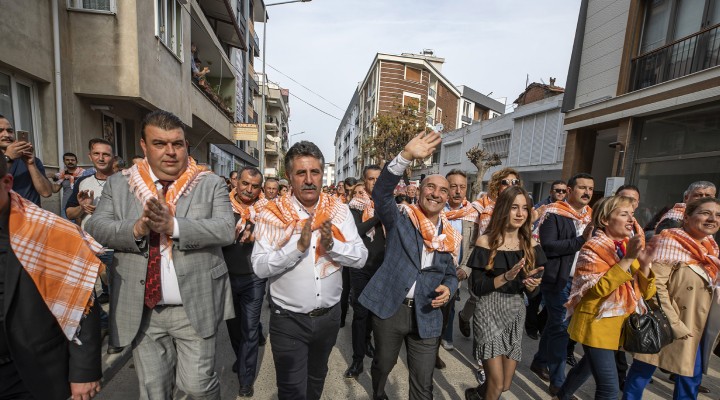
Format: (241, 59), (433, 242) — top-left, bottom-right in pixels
(8, 191), (104, 342)
(565, 225), (645, 320)
(229, 188), (269, 240)
(402, 204), (462, 264)
(533, 201), (592, 240)
(445, 199), (481, 222)
(255, 193), (348, 278)
(55, 167), (86, 189)
(653, 228), (720, 282)
(473, 195), (495, 235)
(124, 158), (210, 247)
(349, 195), (377, 241)
(656, 203), (686, 228)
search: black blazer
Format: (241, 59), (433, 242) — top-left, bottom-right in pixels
(538, 213), (587, 291)
(2, 251), (102, 400)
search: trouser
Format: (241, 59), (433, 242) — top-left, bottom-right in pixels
(441, 295), (456, 343)
(525, 290), (546, 334)
(557, 344), (619, 400)
(225, 273), (267, 386)
(623, 344), (703, 400)
(532, 280), (573, 387)
(349, 269), (373, 362)
(616, 350), (628, 390)
(459, 286), (477, 323)
(269, 302), (341, 400)
(0, 361), (33, 400)
(341, 267), (351, 323)
(371, 303), (438, 400)
(132, 305), (220, 400)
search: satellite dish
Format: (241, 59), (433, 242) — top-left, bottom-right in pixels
(434, 123), (444, 133)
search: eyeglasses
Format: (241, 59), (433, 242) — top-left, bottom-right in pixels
(0, 128), (14, 134)
(501, 179), (520, 186)
(553, 189), (567, 194)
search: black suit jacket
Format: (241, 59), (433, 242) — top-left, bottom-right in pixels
(2, 251), (102, 400)
(538, 213), (587, 291)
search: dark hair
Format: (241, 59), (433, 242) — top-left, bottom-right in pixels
(568, 173), (594, 188)
(113, 156), (127, 168)
(644, 206), (670, 231)
(344, 177), (358, 187)
(89, 138), (113, 151)
(445, 169), (467, 179)
(551, 180), (566, 188)
(615, 184), (640, 196)
(141, 110), (185, 141)
(63, 152), (78, 160)
(685, 197), (720, 217)
(265, 177), (279, 184)
(363, 165), (381, 179)
(238, 166), (263, 185)
(284, 140), (324, 175)
(484, 186), (535, 274)
(229, 170), (238, 179)
(395, 194), (410, 204)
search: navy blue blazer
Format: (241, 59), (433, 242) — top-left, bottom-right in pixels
(538, 213), (587, 291)
(359, 165), (458, 339)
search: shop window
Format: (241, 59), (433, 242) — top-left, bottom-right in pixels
(68, 0), (116, 13)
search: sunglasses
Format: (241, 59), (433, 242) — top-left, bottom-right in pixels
(0, 128), (14, 134)
(501, 179), (520, 186)
(553, 189), (567, 194)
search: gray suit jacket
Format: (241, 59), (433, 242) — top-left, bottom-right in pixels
(85, 172), (235, 347)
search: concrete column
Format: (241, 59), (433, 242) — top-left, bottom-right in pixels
(561, 129), (597, 180)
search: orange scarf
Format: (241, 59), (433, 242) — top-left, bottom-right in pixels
(229, 188), (269, 240)
(656, 203), (686, 228)
(124, 158), (210, 247)
(255, 193), (347, 278)
(349, 195), (378, 241)
(534, 201), (592, 240)
(565, 224), (645, 320)
(336, 193), (347, 203)
(445, 199), (481, 222)
(473, 195), (495, 235)
(653, 228), (720, 281)
(403, 204), (462, 264)
(55, 167), (86, 189)
(8, 191), (104, 342)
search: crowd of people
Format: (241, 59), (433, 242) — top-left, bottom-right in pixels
(0, 109), (719, 400)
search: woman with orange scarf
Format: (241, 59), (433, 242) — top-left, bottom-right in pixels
(623, 197), (720, 400)
(554, 196), (656, 400)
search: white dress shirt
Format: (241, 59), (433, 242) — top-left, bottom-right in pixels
(251, 196), (368, 313)
(148, 168), (183, 305)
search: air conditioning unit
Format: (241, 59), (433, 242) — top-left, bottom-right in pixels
(605, 177), (625, 196)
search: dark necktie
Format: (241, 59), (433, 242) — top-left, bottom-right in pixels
(144, 180), (173, 309)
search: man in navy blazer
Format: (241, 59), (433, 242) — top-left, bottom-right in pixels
(359, 131), (458, 400)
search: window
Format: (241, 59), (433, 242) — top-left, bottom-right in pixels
(156, 0), (183, 58)
(436, 107), (443, 124)
(101, 113), (125, 157)
(639, 0), (719, 54)
(402, 92), (421, 111)
(444, 142), (462, 165)
(462, 101), (472, 117)
(482, 133), (511, 158)
(67, 0), (116, 13)
(0, 71), (41, 152)
(405, 66), (422, 82)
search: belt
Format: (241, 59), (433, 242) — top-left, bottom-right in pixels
(306, 307), (332, 318)
(0, 355), (12, 366)
(402, 298), (415, 308)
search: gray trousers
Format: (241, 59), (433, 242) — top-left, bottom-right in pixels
(132, 306), (220, 400)
(459, 278), (478, 322)
(371, 303), (439, 400)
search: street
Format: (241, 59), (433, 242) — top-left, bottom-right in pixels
(97, 288), (720, 399)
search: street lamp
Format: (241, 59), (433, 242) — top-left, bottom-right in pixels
(288, 131), (305, 145)
(258, 0), (312, 174)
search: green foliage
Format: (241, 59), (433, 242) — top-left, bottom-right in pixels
(362, 102), (430, 166)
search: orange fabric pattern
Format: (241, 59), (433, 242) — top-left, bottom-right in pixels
(255, 193), (348, 278)
(656, 203), (686, 228)
(349, 195), (378, 241)
(403, 204), (462, 264)
(229, 188), (269, 240)
(55, 167), (86, 188)
(445, 199), (481, 222)
(533, 201), (592, 240)
(653, 228), (720, 281)
(8, 191), (104, 342)
(472, 195), (495, 234)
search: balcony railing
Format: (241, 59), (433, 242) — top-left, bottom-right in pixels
(631, 23), (720, 91)
(428, 87), (437, 99)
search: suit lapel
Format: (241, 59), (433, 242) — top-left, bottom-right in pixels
(174, 182), (198, 218)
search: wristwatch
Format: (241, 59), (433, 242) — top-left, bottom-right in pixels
(4, 155), (13, 164)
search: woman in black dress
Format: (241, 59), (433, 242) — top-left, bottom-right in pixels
(465, 186), (546, 400)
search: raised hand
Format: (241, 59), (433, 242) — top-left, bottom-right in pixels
(624, 236), (643, 260)
(319, 220), (334, 251)
(297, 218), (313, 253)
(145, 194), (173, 236)
(400, 131), (442, 162)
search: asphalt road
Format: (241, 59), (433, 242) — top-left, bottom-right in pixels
(97, 288), (720, 399)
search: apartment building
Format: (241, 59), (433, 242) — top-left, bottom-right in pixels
(457, 86), (505, 127)
(0, 0), (260, 212)
(254, 74), (290, 178)
(334, 89), (360, 183)
(440, 84), (566, 201)
(562, 0), (720, 226)
(323, 162), (335, 188)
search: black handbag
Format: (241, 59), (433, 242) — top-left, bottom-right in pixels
(622, 293), (674, 354)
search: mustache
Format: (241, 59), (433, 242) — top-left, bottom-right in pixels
(301, 184), (318, 190)
(581, 195), (591, 199)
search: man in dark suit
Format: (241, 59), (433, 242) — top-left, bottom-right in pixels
(359, 131), (459, 400)
(530, 173), (594, 395)
(0, 155), (103, 400)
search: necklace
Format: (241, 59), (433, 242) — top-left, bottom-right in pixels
(94, 175), (107, 188)
(499, 236), (520, 251)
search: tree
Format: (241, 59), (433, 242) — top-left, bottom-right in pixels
(466, 144), (501, 195)
(362, 102), (431, 171)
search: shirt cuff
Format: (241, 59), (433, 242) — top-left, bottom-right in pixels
(387, 153), (412, 176)
(172, 218), (180, 239)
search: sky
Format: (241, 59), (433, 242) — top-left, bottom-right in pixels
(258, 0), (582, 162)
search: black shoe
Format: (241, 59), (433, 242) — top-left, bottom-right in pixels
(530, 362), (550, 382)
(458, 311), (471, 338)
(238, 385), (254, 397)
(699, 384), (710, 393)
(258, 333), (266, 346)
(549, 385), (561, 395)
(525, 327), (539, 340)
(373, 395), (388, 400)
(566, 354), (578, 367)
(344, 360), (363, 379)
(366, 342), (375, 359)
(107, 346), (124, 355)
(465, 387), (482, 400)
(435, 355), (446, 370)
(96, 292), (110, 304)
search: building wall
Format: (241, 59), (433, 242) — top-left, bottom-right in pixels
(436, 81), (459, 131)
(378, 61), (429, 113)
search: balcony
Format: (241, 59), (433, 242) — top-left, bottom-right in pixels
(197, 0), (247, 50)
(265, 140), (279, 154)
(461, 115), (472, 124)
(428, 87), (437, 99)
(250, 22), (260, 55)
(265, 115), (279, 132)
(631, 23), (720, 91)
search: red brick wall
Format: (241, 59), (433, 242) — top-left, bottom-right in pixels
(377, 61), (429, 114)
(436, 82), (458, 131)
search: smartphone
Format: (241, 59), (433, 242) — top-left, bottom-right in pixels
(17, 130), (29, 142)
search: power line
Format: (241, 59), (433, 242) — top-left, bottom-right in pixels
(263, 60), (346, 112)
(287, 91), (342, 120)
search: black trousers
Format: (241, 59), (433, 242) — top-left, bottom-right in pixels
(269, 302), (341, 400)
(349, 269), (373, 362)
(371, 303), (438, 400)
(341, 267), (351, 323)
(0, 361), (33, 399)
(525, 290), (547, 334)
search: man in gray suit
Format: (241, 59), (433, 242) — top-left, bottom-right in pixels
(85, 110), (235, 399)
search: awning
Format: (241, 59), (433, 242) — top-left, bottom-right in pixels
(213, 143), (259, 166)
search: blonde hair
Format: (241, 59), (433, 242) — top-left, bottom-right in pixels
(592, 196), (635, 230)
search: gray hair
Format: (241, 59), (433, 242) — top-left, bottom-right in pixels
(284, 140), (325, 174)
(684, 181), (716, 198)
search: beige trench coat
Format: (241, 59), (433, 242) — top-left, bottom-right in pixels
(632, 261), (720, 377)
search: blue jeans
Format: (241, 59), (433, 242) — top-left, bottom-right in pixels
(558, 345), (617, 400)
(623, 343), (703, 400)
(225, 273), (267, 386)
(533, 280), (572, 387)
(442, 299), (455, 343)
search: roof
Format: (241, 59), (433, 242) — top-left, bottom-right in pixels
(358, 53), (462, 98)
(513, 82), (565, 105)
(458, 86), (505, 114)
(212, 143), (259, 166)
